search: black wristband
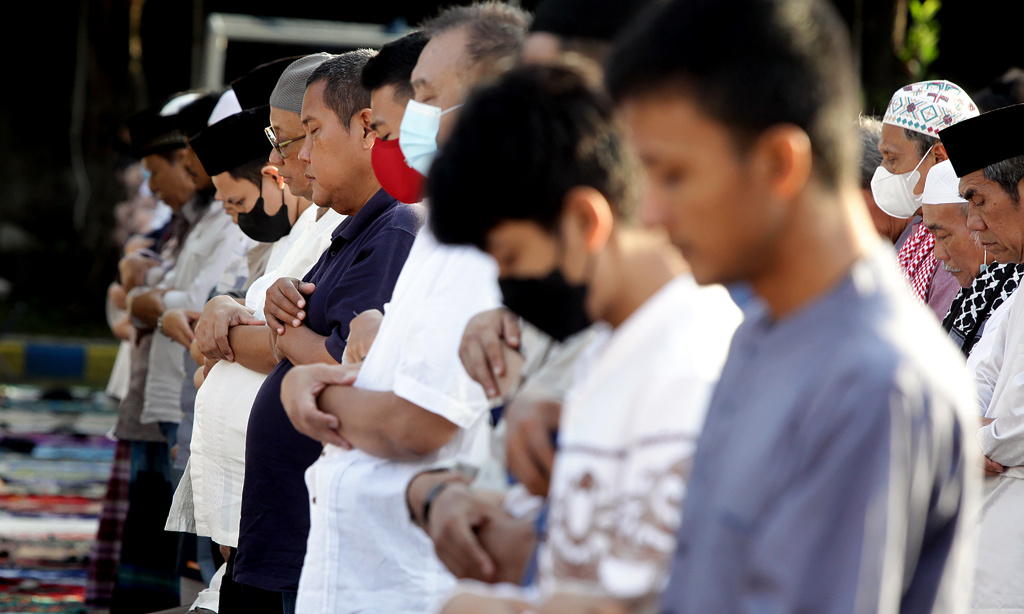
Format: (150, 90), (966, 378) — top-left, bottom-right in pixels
(422, 479), (458, 527)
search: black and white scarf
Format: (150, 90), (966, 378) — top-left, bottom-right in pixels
(942, 262), (1024, 356)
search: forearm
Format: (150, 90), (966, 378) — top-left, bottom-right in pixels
(318, 385), (458, 460)
(228, 325), (279, 375)
(407, 471), (469, 527)
(540, 594), (638, 614)
(128, 288), (166, 328)
(277, 326), (336, 366)
(978, 419), (1024, 466)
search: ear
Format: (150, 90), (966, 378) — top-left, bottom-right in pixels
(932, 142), (949, 163)
(172, 147), (191, 166)
(353, 108), (375, 150)
(262, 164), (285, 190)
(750, 124), (812, 201)
(562, 186), (614, 253)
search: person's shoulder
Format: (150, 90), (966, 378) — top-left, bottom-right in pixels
(381, 200), (426, 236)
(825, 290), (972, 421)
(649, 275), (742, 346)
(804, 255), (970, 409)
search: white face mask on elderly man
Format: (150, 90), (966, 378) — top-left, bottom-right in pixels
(870, 146), (934, 219)
(398, 99), (464, 176)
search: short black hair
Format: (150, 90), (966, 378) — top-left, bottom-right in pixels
(227, 157), (266, 187)
(307, 49), (377, 131)
(429, 64), (636, 250)
(420, 1), (530, 72)
(606, 0), (859, 189)
(361, 31), (428, 100)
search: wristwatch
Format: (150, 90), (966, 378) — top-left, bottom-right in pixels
(156, 312), (165, 334)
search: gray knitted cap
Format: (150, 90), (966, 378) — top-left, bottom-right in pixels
(270, 52), (333, 114)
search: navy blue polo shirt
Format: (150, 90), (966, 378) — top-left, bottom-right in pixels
(235, 189), (424, 591)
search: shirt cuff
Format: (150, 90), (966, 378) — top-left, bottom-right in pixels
(392, 372), (487, 430)
(324, 334), (347, 364)
(162, 289), (188, 311)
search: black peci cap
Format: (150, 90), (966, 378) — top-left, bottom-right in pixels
(190, 106), (272, 176)
(231, 57), (303, 110)
(941, 103), (1024, 177)
(127, 107), (187, 158)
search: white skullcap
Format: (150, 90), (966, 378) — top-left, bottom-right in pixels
(208, 89), (242, 126)
(922, 159), (967, 205)
(883, 80), (979, 138)
(159, 92), (202, 116)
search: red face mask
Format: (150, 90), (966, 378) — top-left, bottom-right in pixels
(371, 136), (424, 204)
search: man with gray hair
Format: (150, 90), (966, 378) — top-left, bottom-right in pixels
(941, 102), (1024, 611)
(231, 50), (424, 614)
(859, 116), (914, 246)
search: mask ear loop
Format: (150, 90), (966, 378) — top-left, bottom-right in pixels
(440, 103), (464, 116)
(913, 144), (936, 174)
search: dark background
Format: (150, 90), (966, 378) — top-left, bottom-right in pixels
(0, 0), (1020, 337)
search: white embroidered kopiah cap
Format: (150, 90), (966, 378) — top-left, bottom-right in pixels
(883, 80), (979, 137)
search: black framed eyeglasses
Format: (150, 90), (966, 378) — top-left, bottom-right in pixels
(264, 126), (305, 159)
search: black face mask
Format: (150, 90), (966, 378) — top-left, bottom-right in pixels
(237, 195), (292, 243)
(499, 269), (591, 342)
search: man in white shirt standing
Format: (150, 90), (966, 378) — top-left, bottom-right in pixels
(278, 4), (530, 612)
(940, 102), (1024, 612)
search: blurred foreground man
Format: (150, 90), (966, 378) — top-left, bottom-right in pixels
(428, 64), (742, 614)
(606, 0), (978, 612)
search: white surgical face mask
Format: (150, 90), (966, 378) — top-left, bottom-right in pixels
(870, 146), (933, 219)
(398, 99), (464, 176)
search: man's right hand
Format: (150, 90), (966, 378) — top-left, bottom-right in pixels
(980, 417), (1006, 476)
(195, 295), (264, 362)
(985, 456), (1005, 476)
(118, 250), (160, 292)
(280, 363), (359, 447)
(161, 309), (201, 348)
(426, 481), (500, 583)
(265, 278), (316, 335)
(459, 308), (522, 399)
(505, 397), (562, 497)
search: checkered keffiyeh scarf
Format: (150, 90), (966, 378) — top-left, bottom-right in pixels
(942, 262), (1024, 355)
(897, 224), (939, 302)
